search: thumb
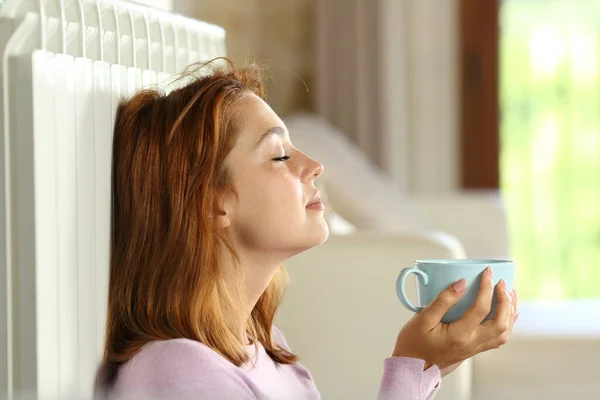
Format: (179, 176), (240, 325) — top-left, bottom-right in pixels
(420, 279), (467, 326)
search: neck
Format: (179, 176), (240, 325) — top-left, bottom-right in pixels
(219, 245), (287, 344)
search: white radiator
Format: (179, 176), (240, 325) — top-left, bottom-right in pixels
(0, 1), (226, 398)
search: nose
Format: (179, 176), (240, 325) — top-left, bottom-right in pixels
(302, 156), (324, 183)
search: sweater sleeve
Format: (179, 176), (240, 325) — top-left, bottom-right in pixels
(377, 357), (441, 400)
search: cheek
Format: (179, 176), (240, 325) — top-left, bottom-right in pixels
(238, 173), (303, 223)
(272, 173), (303, 207)
(242, 168), (300, 200)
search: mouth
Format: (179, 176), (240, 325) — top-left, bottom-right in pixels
(306, 192), (325, 210)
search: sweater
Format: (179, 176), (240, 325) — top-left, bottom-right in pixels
(97, 328), (441, 400)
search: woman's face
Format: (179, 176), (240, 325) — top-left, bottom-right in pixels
(221, 94), (329, 258)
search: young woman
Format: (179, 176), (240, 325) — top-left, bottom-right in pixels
(95, 59), (518, 400)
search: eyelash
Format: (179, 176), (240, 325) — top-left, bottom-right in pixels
(272, 155), (290, 162)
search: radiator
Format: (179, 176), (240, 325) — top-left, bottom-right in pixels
(0, 1), (225, 398)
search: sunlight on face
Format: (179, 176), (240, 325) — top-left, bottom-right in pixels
(223, 94), (329, 257)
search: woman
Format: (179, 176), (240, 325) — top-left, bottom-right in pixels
(96, 59), (518, 400)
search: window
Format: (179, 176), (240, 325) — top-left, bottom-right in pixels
(501, 0), (600, 300)
(461, 0), (600, 300)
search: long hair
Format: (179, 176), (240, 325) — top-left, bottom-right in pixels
(103, 58), (297, 374)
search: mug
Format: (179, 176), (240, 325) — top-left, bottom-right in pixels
(396, 259), (515, 323)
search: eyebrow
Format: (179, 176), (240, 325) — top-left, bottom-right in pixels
(253, 126), (287, 149)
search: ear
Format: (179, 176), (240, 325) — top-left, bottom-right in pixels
(213, 191), (232, 229)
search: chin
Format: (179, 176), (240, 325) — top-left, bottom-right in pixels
(286, 219), (330, 258)
(305, 218), (330, 248)
(317, 218), (330, 243)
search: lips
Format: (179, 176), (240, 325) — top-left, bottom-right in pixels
(306, 192), (325, 210)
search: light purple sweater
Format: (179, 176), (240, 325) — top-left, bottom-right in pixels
(99, 328), (441, 400)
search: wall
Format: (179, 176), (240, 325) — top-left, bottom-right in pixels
(315, 0), (461, 193)
(173, 0), (315, 118)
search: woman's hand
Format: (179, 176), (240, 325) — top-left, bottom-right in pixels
(392, 267), (518, 372)
(438, 288), (518, 378)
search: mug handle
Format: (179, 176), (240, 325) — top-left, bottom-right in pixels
(396, 267), (429, 313)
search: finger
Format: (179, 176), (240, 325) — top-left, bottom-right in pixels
(476, 279), (512, 341)
(420, 278), (468, 326)
(506, 289), (517, 331)
(476, 298), (516, 354)
(512, 289), (520, 323)
(455, 267), (494, 331)
(474, 330), (511, 353)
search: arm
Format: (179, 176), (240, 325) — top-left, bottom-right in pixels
(377, 357), (441, 400)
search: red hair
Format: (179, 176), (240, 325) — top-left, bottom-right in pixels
(103, 58), (297, 373)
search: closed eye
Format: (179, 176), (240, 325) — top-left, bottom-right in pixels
(272, 155), (290, 162)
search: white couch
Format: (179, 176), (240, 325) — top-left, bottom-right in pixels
(411, 192), (511, 261)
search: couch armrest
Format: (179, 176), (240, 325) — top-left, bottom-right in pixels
(411, 191), (510, 260)
(275, 231), (472, 400)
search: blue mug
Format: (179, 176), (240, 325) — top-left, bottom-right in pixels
(396, 259), (515, 323)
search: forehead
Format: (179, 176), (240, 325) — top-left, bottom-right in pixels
(235, 94), (284, 138)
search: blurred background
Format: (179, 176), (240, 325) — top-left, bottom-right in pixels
(129, 0), (600, 398)
(173, 0), (600, 399)
(167, 0), (600, 398)
(169, 0), (600, 302)
(2, 0), (600, 399)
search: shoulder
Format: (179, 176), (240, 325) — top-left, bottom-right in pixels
(271, 326), (292, 351)
(112, 339), (254, 399)
(132, 338), (230, 368)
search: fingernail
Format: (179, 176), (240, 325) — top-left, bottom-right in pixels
(485, 266), (493, 280)
(500, 279), (508, 292)
(514, 312), (520, 322)
(452, 278), (467, 293)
